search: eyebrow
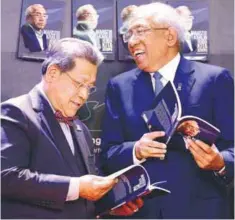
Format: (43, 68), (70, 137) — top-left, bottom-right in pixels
(75, 77), (95, 86)
(129, 24), (149, 30)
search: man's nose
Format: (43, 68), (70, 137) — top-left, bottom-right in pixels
(78, 87), (89, 100)
(128, 34), (140, 48)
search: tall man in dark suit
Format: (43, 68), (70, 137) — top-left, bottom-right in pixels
(101, 2), (234, 218)
(21, 4), (48, 52)
(1, 38), (142, 219)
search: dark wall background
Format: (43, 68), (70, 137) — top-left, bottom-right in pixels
(1, 0), (234, 102)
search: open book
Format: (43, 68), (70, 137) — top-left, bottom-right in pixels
(95, 164), (170, 216)
(142, 81), (220, 146)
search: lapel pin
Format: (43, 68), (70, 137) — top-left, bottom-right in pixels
(76, 124), (82, 131)
(177, 83), (182, 91)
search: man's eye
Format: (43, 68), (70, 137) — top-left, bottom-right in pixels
(136, 29), (146, 35)
(136, 29), (143, 34)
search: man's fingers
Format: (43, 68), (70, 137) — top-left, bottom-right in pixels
(194, 139), (212, 153)
(147, 140), (167, 149)
(126, 201), (139, 212)
(135, 197), (144, 208)
(95, 177), (118, 195)
(119, 204), (133, 215)
(144, 131), (165, 140)
(187, 138), (205, 155)
(188, 144), (206, 164)
(187, 140), (210, 166)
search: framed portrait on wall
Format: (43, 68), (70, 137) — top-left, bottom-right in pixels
(166, 0), (209, 61)
(72, 0), (115, 60)
(117, 0), (209, 61)
(17, 0), (66, 61)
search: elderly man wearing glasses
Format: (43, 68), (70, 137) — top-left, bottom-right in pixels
(21, 4), (48, 52)
(101, 2), (234, 219)
(1, 38), (143, 218)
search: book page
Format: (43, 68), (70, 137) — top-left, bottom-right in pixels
(177, 116), (220, 145)
(107, 164), (137, 179)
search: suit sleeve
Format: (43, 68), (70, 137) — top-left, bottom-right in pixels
(213, 70), (234, 184)
(20, 25), (29, 49)
(1, 103), (71, 210)
(100, 80), (136, 174)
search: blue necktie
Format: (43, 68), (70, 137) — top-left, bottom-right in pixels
(154, 72), (164, 96)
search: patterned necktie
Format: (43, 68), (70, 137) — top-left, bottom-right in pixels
(55, 110), (77, 126)
(153, 72), (164, 96)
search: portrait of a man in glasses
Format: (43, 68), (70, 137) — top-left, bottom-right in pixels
(73, 4), (99, 48)
(20, 4), (48, 52)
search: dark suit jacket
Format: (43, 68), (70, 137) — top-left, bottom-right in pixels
(1, 85), (98, 219)
(101, 56), (234, 218)
(73, 22), (97, 47)
(21, 24), (48, 52)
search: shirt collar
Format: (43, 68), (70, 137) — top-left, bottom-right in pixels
(150, 52), (181, 82)
(28, 24), (44, 36)
(37, 82), (56, 113)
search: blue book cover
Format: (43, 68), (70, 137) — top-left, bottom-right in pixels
(142, 81), (220, 146)
(95, 164), (170, 216)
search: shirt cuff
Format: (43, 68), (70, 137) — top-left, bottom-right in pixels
(133, 143), (146, 165)
(66, 177), (80, 201)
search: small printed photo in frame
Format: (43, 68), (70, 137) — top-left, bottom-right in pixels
(18, 0), (66, 61)
(72, 0), (115, 60)
(167, 0), (209, 61)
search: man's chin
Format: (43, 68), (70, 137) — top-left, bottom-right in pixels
(136, 64), (151, 72)
(35, 26), (45, 30)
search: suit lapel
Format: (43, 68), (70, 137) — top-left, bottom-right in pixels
(27, 25), (41, 51)
(71, 120), (95, 174)
(29, 85), (80, 175)
(174, 56), (196, 115)
(133, 69), (155, 113)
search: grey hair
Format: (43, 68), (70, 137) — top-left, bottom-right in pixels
(129, 2), (185, 42)
(25, 4), (45, 19)
(75, 4), (96, 20)
(41, 38), (104, 75)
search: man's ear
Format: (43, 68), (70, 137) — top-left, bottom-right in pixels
(44, 65), (61, 83)
(165, 27), (178, 47)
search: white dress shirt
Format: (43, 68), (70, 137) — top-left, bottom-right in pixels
(38, 83), (80, 201)
(133, 53), (181, 164)
(184, 32), (194, 52)
(29, 24), (45, 50)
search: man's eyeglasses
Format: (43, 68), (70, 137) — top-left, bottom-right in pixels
(65, 72), (96, 95)
(123, 27), (168, 43)
(32, 13), (48, 19)
(84, 13), (99, 19)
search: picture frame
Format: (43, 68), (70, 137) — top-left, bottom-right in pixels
(72, 0), (116, 60)
(18, 0), (66, 61)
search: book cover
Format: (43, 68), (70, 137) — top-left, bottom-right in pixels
(95, 164), (170, 216)
(142, 81), (220, 146)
